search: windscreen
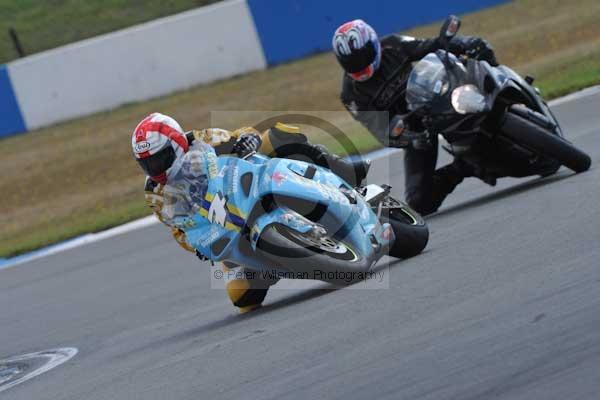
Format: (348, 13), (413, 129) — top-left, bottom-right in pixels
(406, 53), (449, 110)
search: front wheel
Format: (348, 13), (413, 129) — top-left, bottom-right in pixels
(379, 196), (429, 259)
(501, 109), (591, 173)
(256, 224), (372, 284)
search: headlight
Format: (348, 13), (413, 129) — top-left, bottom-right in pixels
(451, 84), (487, 114)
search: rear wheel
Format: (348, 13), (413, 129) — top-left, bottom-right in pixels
(379, 196), (429, 259)
(501, 109), (591, 173)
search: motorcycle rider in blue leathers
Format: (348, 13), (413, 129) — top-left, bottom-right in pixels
(132, 113), (369, 312)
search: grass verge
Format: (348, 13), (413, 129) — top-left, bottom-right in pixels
(1, 0), (600, 258)
(536, 51), (600, 99)
(0, 0), (220, 64)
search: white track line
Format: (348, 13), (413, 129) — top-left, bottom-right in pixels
(1, 85), (597, 270)
(0, 348), (78, 393)
(548, 85), (600, 107)
(0, 216), (157, 270)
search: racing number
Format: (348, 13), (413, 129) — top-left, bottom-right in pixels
(207, 192), (228, 227)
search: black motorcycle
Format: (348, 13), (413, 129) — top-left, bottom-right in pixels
(404, 15), (591, 183)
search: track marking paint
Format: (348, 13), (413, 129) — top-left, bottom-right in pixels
(0, 348), (78, 393)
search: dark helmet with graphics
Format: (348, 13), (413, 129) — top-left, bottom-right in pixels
(332, 19), (381, 82)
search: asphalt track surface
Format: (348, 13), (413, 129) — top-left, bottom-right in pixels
(1, 91), (599, 400)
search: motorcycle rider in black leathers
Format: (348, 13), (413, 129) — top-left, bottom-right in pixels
(333, 19), (498, 215)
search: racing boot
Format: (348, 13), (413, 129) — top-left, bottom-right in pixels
(427, 159), (474, 215)
(311, 144), (371, 186)
(263, 123), (371, 186)
(223, 264), (278, 313)
(226, 279), (267, 313)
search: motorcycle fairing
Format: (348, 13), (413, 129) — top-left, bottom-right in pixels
(251, 157), (393, 258)
(249, 207), (315, 250)
(174, 154), (392, 270)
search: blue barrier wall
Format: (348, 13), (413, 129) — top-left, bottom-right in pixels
(247, 0), (509, 65)
(0, 65), (25, 138)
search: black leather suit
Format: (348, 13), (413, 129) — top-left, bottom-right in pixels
(341, 34), (497, 214)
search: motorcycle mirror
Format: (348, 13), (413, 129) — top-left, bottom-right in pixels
(439, 15), (461, 45)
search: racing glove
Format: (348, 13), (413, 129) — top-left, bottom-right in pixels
(232, 133), (262, 157)
(388, 115), (411, 148)
(450, 36), (498, 67)
(462, 37), (498, 66)
(388, 115), (433, 149)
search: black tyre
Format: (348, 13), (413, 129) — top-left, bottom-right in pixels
(379, 197), (429, 259)
(256, 224), (372, 285)
(501, 110), (591, 173)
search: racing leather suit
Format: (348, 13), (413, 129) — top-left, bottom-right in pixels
(341, 34), (497, 215)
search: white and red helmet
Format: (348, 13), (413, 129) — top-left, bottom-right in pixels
(332, 19), (382, 82)
(131, 113), (189, 184)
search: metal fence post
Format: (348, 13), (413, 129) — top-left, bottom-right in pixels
(9, 27), (26, 58)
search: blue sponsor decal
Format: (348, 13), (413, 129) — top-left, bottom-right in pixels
(247, 0), (509, 65)
(0, 65), (26, 137)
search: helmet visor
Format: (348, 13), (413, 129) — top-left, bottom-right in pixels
(136, 145), (176, 177)
(337, 41), (376, 73)
(350, 65), (375, 82)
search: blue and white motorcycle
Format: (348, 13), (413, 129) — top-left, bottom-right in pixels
(169, 151), (428, 284)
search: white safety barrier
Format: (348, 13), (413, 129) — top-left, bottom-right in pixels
(7, 0), (266, 130)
